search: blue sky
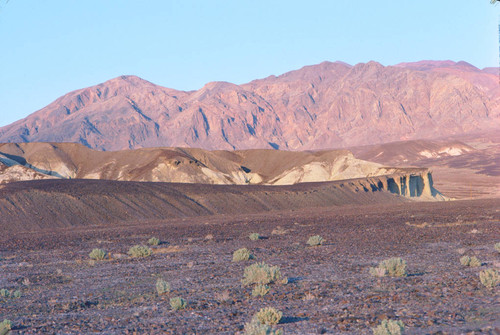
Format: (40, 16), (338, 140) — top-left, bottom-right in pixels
(0, 0), (498, 127)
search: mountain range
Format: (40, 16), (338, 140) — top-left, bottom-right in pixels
(0, 60), (498, 151)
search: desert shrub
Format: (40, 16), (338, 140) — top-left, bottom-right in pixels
(255, 307), (283, 325)
(0, 320), (11, 335)
(242, 262), (281, 286)
(0, 289), (20, 299)
(128, 245), (153, 258)
(249, 233), (260, 241)
(460, 255), (481, 267)
(244, 317), (283, 335)
(271, 226), (287, 235)
(170, 297), (187, 310)
(156, 278), (170, 295)
(494, 242), (500, 253)
(479, 268), (499, 288)
(369, 267), (387, 278)
(89, 248), (107, 260)
(372, 319), (405, 335)
(148, 237), (160, 246)
(233, 248), (254, 262)
(370, 258), (407, 277)
(252, 284), (270, 297)
(307, 235), (324, 246)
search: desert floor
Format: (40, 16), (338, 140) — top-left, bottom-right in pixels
(1, 198), (499, 334)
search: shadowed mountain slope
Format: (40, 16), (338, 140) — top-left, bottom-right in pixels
(0, 61), (498, 151)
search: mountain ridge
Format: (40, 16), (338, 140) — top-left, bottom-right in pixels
(1, 60), (498, 151)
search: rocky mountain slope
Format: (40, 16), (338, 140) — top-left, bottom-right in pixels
(0, 61), (498, 151)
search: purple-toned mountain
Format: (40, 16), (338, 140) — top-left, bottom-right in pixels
(0, 61), (498, 151)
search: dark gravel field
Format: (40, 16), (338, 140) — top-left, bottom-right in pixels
(1, 197), (499, 334)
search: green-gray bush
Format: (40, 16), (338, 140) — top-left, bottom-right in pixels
(249, 233), (260, 241)
(255, 307), (283, 325)
(479, 268), (499, 288)
(307, 235), (324, 246)
(0, 320), (11, 335)
(0, 289), (20, 299)
(494, 242), (500, 253)
(460, 255), (481, 267)
(89, 248), (107, 260)
(252, 284), (270, 297)
(244, 317), (283, 335)
(370, 258), (407, 277)
(233, 248), (254, 262)
(170, 297), (187, 310)
(148, 237), (160, 246)
(242, 262), (281, 286)
(156, 278), (170, 295)
(128, 245), (153, 258)
(372, 319), (405, 335)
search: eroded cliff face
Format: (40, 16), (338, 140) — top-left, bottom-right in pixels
(362, 170), (442, 200)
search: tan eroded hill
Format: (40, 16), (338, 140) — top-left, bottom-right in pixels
(0, 142), (419, 185)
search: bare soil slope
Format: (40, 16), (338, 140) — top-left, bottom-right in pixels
(0, 178), (408, 232)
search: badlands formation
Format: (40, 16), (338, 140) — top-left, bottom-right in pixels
(0, 142), (439, 200)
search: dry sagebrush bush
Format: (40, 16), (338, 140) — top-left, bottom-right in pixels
(307, 235), (324, 246)
(89, 248), (107, 260)
(244, 318), (283, 335)
(495, 242), (500, 253)
(128, 245), (153, 258)
(233, 248), (254, 262)
(249, 233), (261, 241)
(0, 289), (21, 299)
(148, 237), (160, 246)
(255, 307), (283, 325)
(372, 319), (405, 335)
(156, 278), (170, 295)
(460, 255), (481, 267)
(370, 258), (407, 277)
(479, 268), (499, 288)
(169, 297), (187, 310)
(242, 262), (282, 286)
(0, 320), (11, 335)
(251, 284), (270, 297)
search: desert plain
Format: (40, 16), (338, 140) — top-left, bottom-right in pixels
(0, 60), (499, 334)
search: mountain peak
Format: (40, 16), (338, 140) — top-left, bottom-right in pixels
(0, 60), (498, 151)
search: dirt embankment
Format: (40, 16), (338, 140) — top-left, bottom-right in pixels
(0, 178), (410, 232)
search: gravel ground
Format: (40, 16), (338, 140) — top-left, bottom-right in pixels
(1, 198), (499, 334)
